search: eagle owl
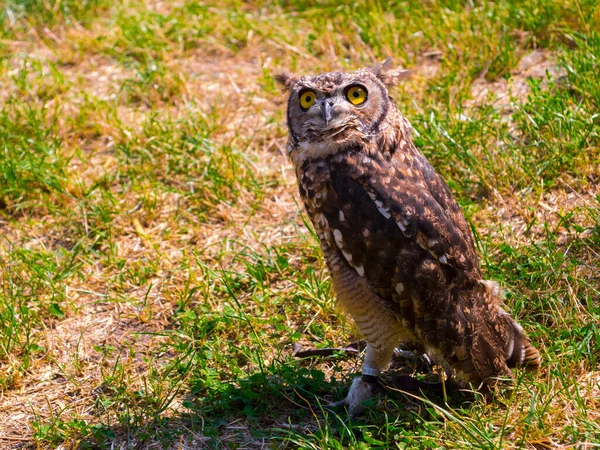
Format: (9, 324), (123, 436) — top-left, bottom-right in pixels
(276, 62), (540, 415)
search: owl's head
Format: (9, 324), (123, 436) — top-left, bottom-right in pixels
(276, 60), (410, 159)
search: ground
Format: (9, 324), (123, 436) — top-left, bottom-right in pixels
(0, 1), (599, 449)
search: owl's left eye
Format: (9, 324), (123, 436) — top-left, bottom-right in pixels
(346, 85), (368, 106)
(299, 90), (317, 110)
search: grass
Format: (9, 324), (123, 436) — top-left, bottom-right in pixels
(0, 0), (599, 448)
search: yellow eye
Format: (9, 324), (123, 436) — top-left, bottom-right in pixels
(346, 85), (367, 105)
(299, 90), (316, 110)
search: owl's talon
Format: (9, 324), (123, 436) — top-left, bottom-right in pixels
(325, 397), (348, 409)
(325, 398), (348, 409)
(329, 375), (384, 417)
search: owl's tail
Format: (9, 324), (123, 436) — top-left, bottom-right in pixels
(501, 312), (540, 371)
(479, 280), (540, 373)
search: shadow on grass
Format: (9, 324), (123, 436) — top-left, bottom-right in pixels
(74, 357), (480, 449)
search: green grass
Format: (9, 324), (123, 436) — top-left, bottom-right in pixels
(0, 0), (599, 448)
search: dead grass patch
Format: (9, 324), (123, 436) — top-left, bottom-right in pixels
(1, 1), (599, 449)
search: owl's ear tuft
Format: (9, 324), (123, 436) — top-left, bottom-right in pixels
(369, 58), (411, 87)
(275, 72), (298, 91)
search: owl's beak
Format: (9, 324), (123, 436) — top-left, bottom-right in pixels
(321, 101), (333, 126)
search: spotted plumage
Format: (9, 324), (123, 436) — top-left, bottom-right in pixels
(277, 61), (540, 415)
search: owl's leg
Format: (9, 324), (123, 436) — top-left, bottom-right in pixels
(324, 251), (411, 415)
(332, 324), (406, 417)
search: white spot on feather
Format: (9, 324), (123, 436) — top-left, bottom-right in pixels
(375, 203), (391, 219)
(362, 228), (370, 237)
(397, 221), (406, 232)
(338, 210), (345, 222)
(378, 207), (391, 219)
(439, 255), (448, 264)
(505, 333), (515, 359)
(395, 283), (405, 295)
(342, 249), (353, 262)
(368, 191), (392, 219)
(333, 229), (343, 249)
(354, 264), (365, 277)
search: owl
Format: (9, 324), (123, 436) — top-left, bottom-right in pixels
(276, 61), (540, 415)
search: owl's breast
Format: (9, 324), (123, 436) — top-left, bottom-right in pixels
(297, 155), (425, 298)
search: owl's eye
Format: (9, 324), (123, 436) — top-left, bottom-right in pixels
(346, 85), (368, 106)
(299, 90), (317, 110)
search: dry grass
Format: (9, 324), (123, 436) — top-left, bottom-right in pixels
(0, 0), (599, 449)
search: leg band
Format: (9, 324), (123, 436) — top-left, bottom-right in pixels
(361, 365), (381, 377)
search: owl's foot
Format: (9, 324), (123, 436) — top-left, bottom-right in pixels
(328, 375), (384, 417)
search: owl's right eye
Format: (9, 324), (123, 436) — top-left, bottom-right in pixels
(299, 90), (317, 110)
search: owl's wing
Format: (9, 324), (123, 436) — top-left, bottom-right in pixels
(345, 156), (481, 281)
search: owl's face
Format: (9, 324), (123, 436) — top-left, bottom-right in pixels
(277, 63), (410, 158)
(282, 70), (388, 152)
